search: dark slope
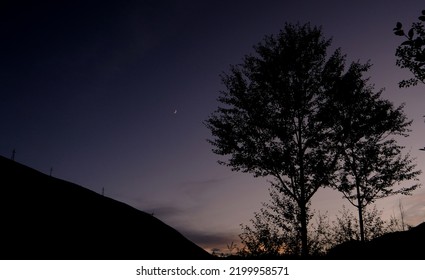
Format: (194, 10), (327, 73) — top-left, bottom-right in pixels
(0, 155), (213, 260)
(326, 222), (425, 259)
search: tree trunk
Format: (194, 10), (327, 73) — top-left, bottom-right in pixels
(296, 114), (309, 257)
(300, 202), (309, 257)
(356, 184), (365, 242)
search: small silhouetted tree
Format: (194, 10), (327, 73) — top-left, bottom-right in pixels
(205, 23), (358, 256)
(239, 188), (325, 257)
(393, 10), (425, 87)
(327, 62), (422, 242)
(263, 188), (305, 256)
(239, 207), (285, 258)
(330, 205), (389, 245)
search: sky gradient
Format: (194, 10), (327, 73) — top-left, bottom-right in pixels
(1, 0), (425, 253)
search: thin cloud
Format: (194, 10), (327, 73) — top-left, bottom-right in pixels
(179, 175), (234, 198)
(180, 229), (240, 253)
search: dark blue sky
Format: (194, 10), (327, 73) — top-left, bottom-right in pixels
(1, 0), (425, 252)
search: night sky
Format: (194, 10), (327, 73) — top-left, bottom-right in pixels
(1, 0), (425, 252)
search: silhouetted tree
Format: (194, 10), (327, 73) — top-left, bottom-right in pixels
(393, 10), (425, 87)
(206, 23), (355, 256)
(327, 62), (422, 242)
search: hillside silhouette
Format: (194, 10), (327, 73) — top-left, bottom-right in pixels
(326, 221), (425, 259)
(0, 155), (213, 260)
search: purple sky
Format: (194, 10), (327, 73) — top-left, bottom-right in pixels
(1, 0), (425, 252)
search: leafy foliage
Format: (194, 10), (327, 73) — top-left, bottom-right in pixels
(394, 10), (425, 87)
